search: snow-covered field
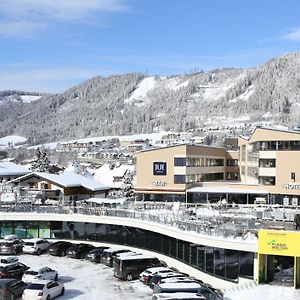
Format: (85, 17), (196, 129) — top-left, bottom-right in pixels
(12, 254), (300, 300)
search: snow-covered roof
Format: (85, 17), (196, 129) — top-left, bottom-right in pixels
(85, 197), (126, 205)
(0, 161), (31, 176)
(187, 186), (269, 195)
(9, 171), (110, 191)
(93, 164), (135, 188)
(0, 135), (27, 147)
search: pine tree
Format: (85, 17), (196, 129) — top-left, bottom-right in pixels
(31, 148), (51, 172)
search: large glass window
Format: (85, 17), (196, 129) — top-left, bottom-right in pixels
(225, 249), (239, 281)
(197, 246), (205, 270)
(214, 248), (225, 278)
(205, 246), (214, 274)
(1, 221), (14, 238)
(239, 251), (254, 278)
(26, 221), (39, 238)
(39, 221), (50, 239)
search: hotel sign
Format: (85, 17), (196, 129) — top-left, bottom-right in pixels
(153, 162), (167, 176)
(285, 183), (300, 190)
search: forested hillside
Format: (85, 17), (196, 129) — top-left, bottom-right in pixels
(1, 52), (300, 144)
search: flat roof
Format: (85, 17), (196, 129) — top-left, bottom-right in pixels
(187, 186), (269, 195)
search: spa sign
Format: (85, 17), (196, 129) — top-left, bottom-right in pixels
(258, 230), (300, 256)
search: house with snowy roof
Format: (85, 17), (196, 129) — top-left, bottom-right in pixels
(0, 161), (31, 183)
(93, 164), (135, 190)
(8, 171), (112, 202)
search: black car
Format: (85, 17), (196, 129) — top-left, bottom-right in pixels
(0, 240), (24, 255)
(48, 241), (73, 256)
(66, 243), (95, 259)
(85, 247), (109, 263)
(0, 263), (30, 279)
(0, 278), (28, 300)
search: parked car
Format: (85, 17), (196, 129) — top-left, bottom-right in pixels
(139, 267), (175, 285)
(23, 239), (50, 255)
(149, 272), (189, 289)
(22, 280), (64, 300)
(22, 267), (58, 283)
(0, 263), (30, 279)
(153, 282), (223, 300)
(0, 239), (24, 255)
(66, 243), (95, 259)
(0, 278), (28, 300)
(3, 235), (20, 242)
(113, 254), (163, 280)
(100, 249), (132, 267)
(85, 247), (109, 263)
(48, 241), (73, 257)
(0, 256), (19, 267)
(152, 292), (206, 300)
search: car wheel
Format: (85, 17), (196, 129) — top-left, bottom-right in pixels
(126, 273), (133, 281)
(60, 287), (65, 296)
(55, 274), (58, 281)
(37, 248), (42, 255)
(46, 295), (50, 300)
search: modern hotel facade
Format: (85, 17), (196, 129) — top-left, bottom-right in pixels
(135, 127), (300, 205)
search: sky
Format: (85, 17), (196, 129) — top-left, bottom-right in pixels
(1, 0), (300, 92)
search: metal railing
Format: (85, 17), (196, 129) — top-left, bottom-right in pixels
(0, 204), (261, 241)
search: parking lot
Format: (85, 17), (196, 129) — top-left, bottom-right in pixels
(17, 254), (152, 300)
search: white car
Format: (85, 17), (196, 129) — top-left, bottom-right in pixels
(22, 280), (64, 300)
(22, 267), (58, 283)
(152, 292), (206, 300)
(0, 256), (19, 266)
(23, 239), (50, 255)
(139, 266), (174, 284)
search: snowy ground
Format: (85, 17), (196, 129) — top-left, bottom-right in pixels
(12, 254), (300, 300)
(17, 254), (152, 300)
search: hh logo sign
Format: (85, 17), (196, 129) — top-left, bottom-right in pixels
(153, 162), (167, 176)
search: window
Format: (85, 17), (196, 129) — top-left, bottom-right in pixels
(174, 175), (186, 184)
(259, 176), (275, 186)
(226, 159), (238, 166)
(174, 157), (186, 166)
(259, 159), (276, 168)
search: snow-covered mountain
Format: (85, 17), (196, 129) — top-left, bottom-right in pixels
(1, 52), (300, 144)
(0, 90), (43, 104)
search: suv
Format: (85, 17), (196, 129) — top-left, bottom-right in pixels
(0, 240), (24, 255)
(0, 263), (29, 279)
(0, 278), (28, 300)
(48, 241), (73, 257)
(23, 239), (50, 255)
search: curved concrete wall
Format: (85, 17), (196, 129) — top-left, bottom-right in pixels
(0, 212), (257, 289)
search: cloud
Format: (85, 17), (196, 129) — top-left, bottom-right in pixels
(0, 67), (109, 92)
(0, 0), (127, 37)
(283, 27), (300, 41)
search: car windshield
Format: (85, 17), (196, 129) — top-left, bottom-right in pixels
(25, 271), (38, 275)
(0, 242), (12, 246)
(27, 283), (45, 290)
(25, 242), (34, 246)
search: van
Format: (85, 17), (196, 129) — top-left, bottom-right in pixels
(100, 249), (131, 267)
(113, 254), (162, 280)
